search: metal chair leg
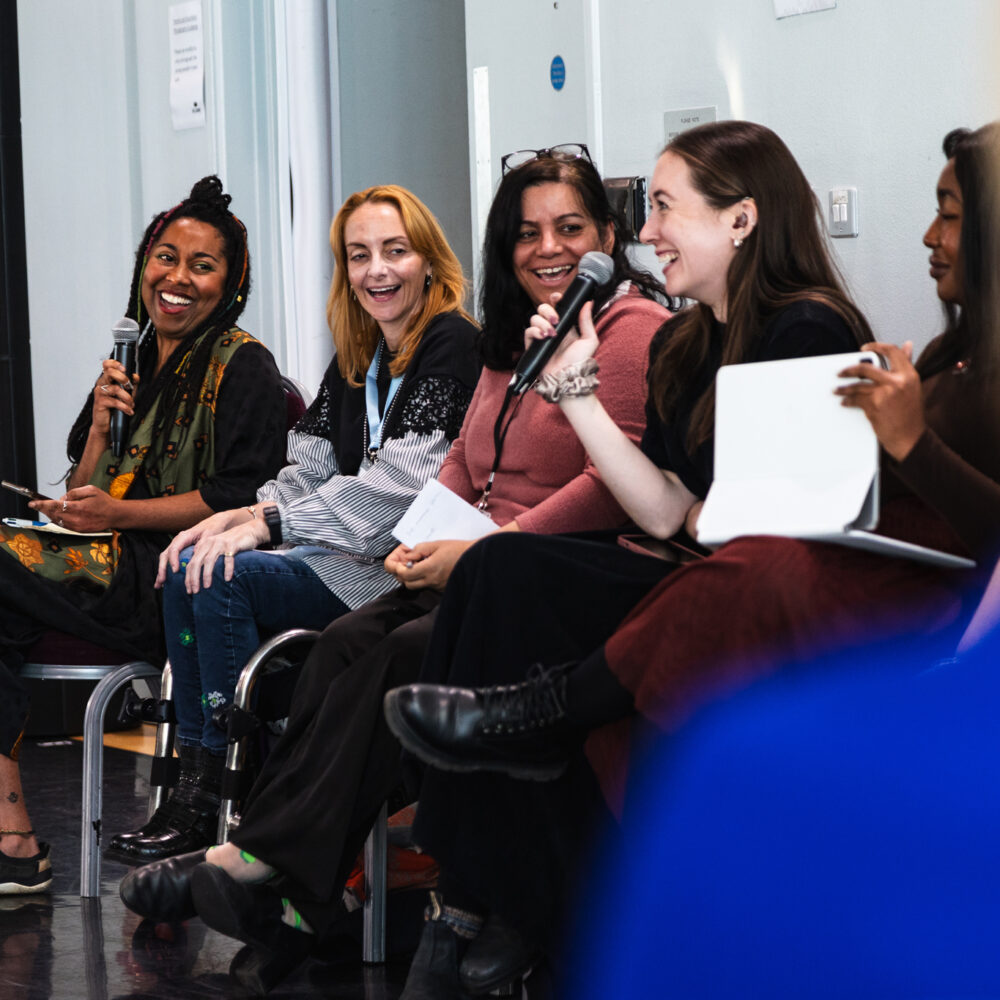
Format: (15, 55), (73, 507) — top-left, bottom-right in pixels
(147, 662), (174, 817)
(80, 660), (160, 897)
(217, 628), (320, 844)
(363, 802), (388, 964)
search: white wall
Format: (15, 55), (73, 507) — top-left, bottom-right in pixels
(463, 0), (594, 294)
(465, 0), (1000, 348)
(335, 0), (473, 287)
(19, 2), (139, 490)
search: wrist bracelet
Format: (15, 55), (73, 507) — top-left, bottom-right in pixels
(533, 358), (600, 403)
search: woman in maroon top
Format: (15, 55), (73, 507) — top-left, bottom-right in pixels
(383, 121), (1000, 997)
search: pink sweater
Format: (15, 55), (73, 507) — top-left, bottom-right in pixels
(438, 288), (667, 533)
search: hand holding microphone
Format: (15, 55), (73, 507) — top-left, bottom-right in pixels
(510, 251), (614, 395)
(105, 318), (140, 459)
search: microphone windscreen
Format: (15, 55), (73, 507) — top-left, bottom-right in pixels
(576, 251), (614, 286)
(113, 318), (140, 344)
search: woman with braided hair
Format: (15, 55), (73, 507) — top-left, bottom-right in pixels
(0, 175), (285, 657)
(0, 176), (286, 891)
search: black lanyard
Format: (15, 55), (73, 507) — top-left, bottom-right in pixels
(477, 385), (525, 513)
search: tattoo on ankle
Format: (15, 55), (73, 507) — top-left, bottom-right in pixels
(6, 793), (17, 803)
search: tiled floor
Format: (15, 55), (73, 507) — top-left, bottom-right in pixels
(5, 735), (410, 999)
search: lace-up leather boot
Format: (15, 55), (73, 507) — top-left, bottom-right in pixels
(384, 663), (575, 780)
(106, 745), (223, 863)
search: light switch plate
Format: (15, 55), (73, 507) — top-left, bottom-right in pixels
(829, 187), (859, 238)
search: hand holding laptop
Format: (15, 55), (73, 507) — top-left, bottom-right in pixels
(834, 341), (927, 461)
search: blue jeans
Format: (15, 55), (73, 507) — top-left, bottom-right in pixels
(163, 548), (349, 753)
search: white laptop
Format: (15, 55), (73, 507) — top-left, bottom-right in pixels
(696, 351), (974, 569)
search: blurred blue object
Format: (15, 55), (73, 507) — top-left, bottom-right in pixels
(571, 638), (1000, 999)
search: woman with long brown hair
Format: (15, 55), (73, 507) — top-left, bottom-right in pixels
(384, 120), (1000, 997)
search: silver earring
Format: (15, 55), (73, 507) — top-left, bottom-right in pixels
(425, 272), (432, 290)
(733, 236), (744, 249)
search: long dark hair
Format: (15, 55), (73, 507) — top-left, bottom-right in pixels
(66, 175), (253, 470)
(917, 122), (1000, 380)
(479, 155), (665, 370)
(647, 121), (871, 449)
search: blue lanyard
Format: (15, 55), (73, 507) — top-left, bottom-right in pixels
(365, 339), (403, 455)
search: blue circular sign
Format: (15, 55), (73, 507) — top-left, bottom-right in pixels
(550, 55), (566, 91)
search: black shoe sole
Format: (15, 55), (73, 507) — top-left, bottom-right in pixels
(383, 692), (568, 782)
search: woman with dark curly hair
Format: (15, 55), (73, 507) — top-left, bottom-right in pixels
(0, 174), (287, 893)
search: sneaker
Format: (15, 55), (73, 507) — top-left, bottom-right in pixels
(0, 843), (53, 895)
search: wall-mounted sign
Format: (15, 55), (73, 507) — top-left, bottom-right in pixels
(169, 0), (205, 131)
(550, 55), (566, 91)
(663, 106), (717, 144)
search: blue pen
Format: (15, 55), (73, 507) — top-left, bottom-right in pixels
(2, 518), (49, 529)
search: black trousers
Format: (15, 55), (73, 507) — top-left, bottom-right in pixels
(0, 661), (30, 759)
(232, 585), (442, 935)
(411, 532), (672, 953)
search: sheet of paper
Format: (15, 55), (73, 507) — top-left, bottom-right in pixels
(773, 0), (836, 18)
(2, 518), (112, 538)
(393, 479), (498, 548)
(169, 1), (205, 130)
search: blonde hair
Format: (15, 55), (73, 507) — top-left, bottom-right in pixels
(326, 185), (471, 385)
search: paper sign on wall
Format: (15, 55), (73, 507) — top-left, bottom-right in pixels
(773, 0), (836, 17)
(169, 1), (205, 130)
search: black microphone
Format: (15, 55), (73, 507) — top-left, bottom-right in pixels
(109, 318), (140, 460)
(509, 251), (615, 395)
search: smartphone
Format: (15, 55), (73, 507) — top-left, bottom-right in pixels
(617, 533), (706, 564)
(1, 480), (53, 503)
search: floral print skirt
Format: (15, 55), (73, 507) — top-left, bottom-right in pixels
(0, 524), (121, 589)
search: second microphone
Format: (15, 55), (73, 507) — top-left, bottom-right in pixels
(509, 250), (615, 395)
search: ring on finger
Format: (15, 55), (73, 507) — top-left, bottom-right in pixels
(57, 518), (64, 527)
(99, 384), (111, 394)
(62, 500), (68, 512)
(224, 551), (234, 558)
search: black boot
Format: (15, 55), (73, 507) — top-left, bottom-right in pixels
(401, 892), (483, 1000)
(384, 663), (575, 780)
(459, 913), (537, 995)
(106, 746), (223, 864)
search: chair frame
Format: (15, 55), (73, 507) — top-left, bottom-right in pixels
(75, 629), (388, 962)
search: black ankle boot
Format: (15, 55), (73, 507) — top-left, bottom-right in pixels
(401, 892), (483, 1000)
(106, 746), (223, 864)
(385, 663), (575, 780)
(459, 913), (537, 995)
